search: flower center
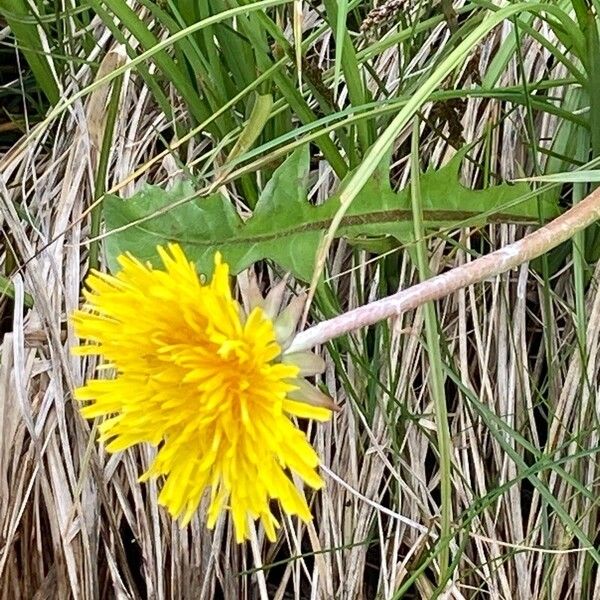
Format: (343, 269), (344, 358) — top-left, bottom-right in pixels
(215, 338), (263, 393)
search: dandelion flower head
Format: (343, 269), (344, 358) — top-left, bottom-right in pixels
(72, 244), (333, 542)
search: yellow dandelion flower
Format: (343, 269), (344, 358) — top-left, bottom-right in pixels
(72, 244), (335, 542)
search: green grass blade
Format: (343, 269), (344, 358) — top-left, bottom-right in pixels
(0, 0), (60, 104)
(409, 119), (453, 586)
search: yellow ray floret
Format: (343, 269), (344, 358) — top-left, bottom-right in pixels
(72, 244), (332, 542)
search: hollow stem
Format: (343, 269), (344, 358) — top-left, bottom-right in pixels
(290, 185), (600, 353)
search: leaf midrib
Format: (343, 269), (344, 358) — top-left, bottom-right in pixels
(127, 207), (548, 248)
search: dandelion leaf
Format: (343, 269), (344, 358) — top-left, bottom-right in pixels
(104, 146), (559, 281)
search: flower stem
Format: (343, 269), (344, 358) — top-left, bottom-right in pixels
(290, 184), (600, 353)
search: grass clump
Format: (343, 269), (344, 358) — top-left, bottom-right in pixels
(1, 1), (600, 598)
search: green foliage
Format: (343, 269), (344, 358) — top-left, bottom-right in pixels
(104, 146), (557, 281)
(0, 274), (34, 307)
(0, 0), (60, 104)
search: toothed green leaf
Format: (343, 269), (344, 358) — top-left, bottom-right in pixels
(104, 146), (558, 280)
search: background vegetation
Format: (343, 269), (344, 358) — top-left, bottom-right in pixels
(1, 0), (600, 598)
